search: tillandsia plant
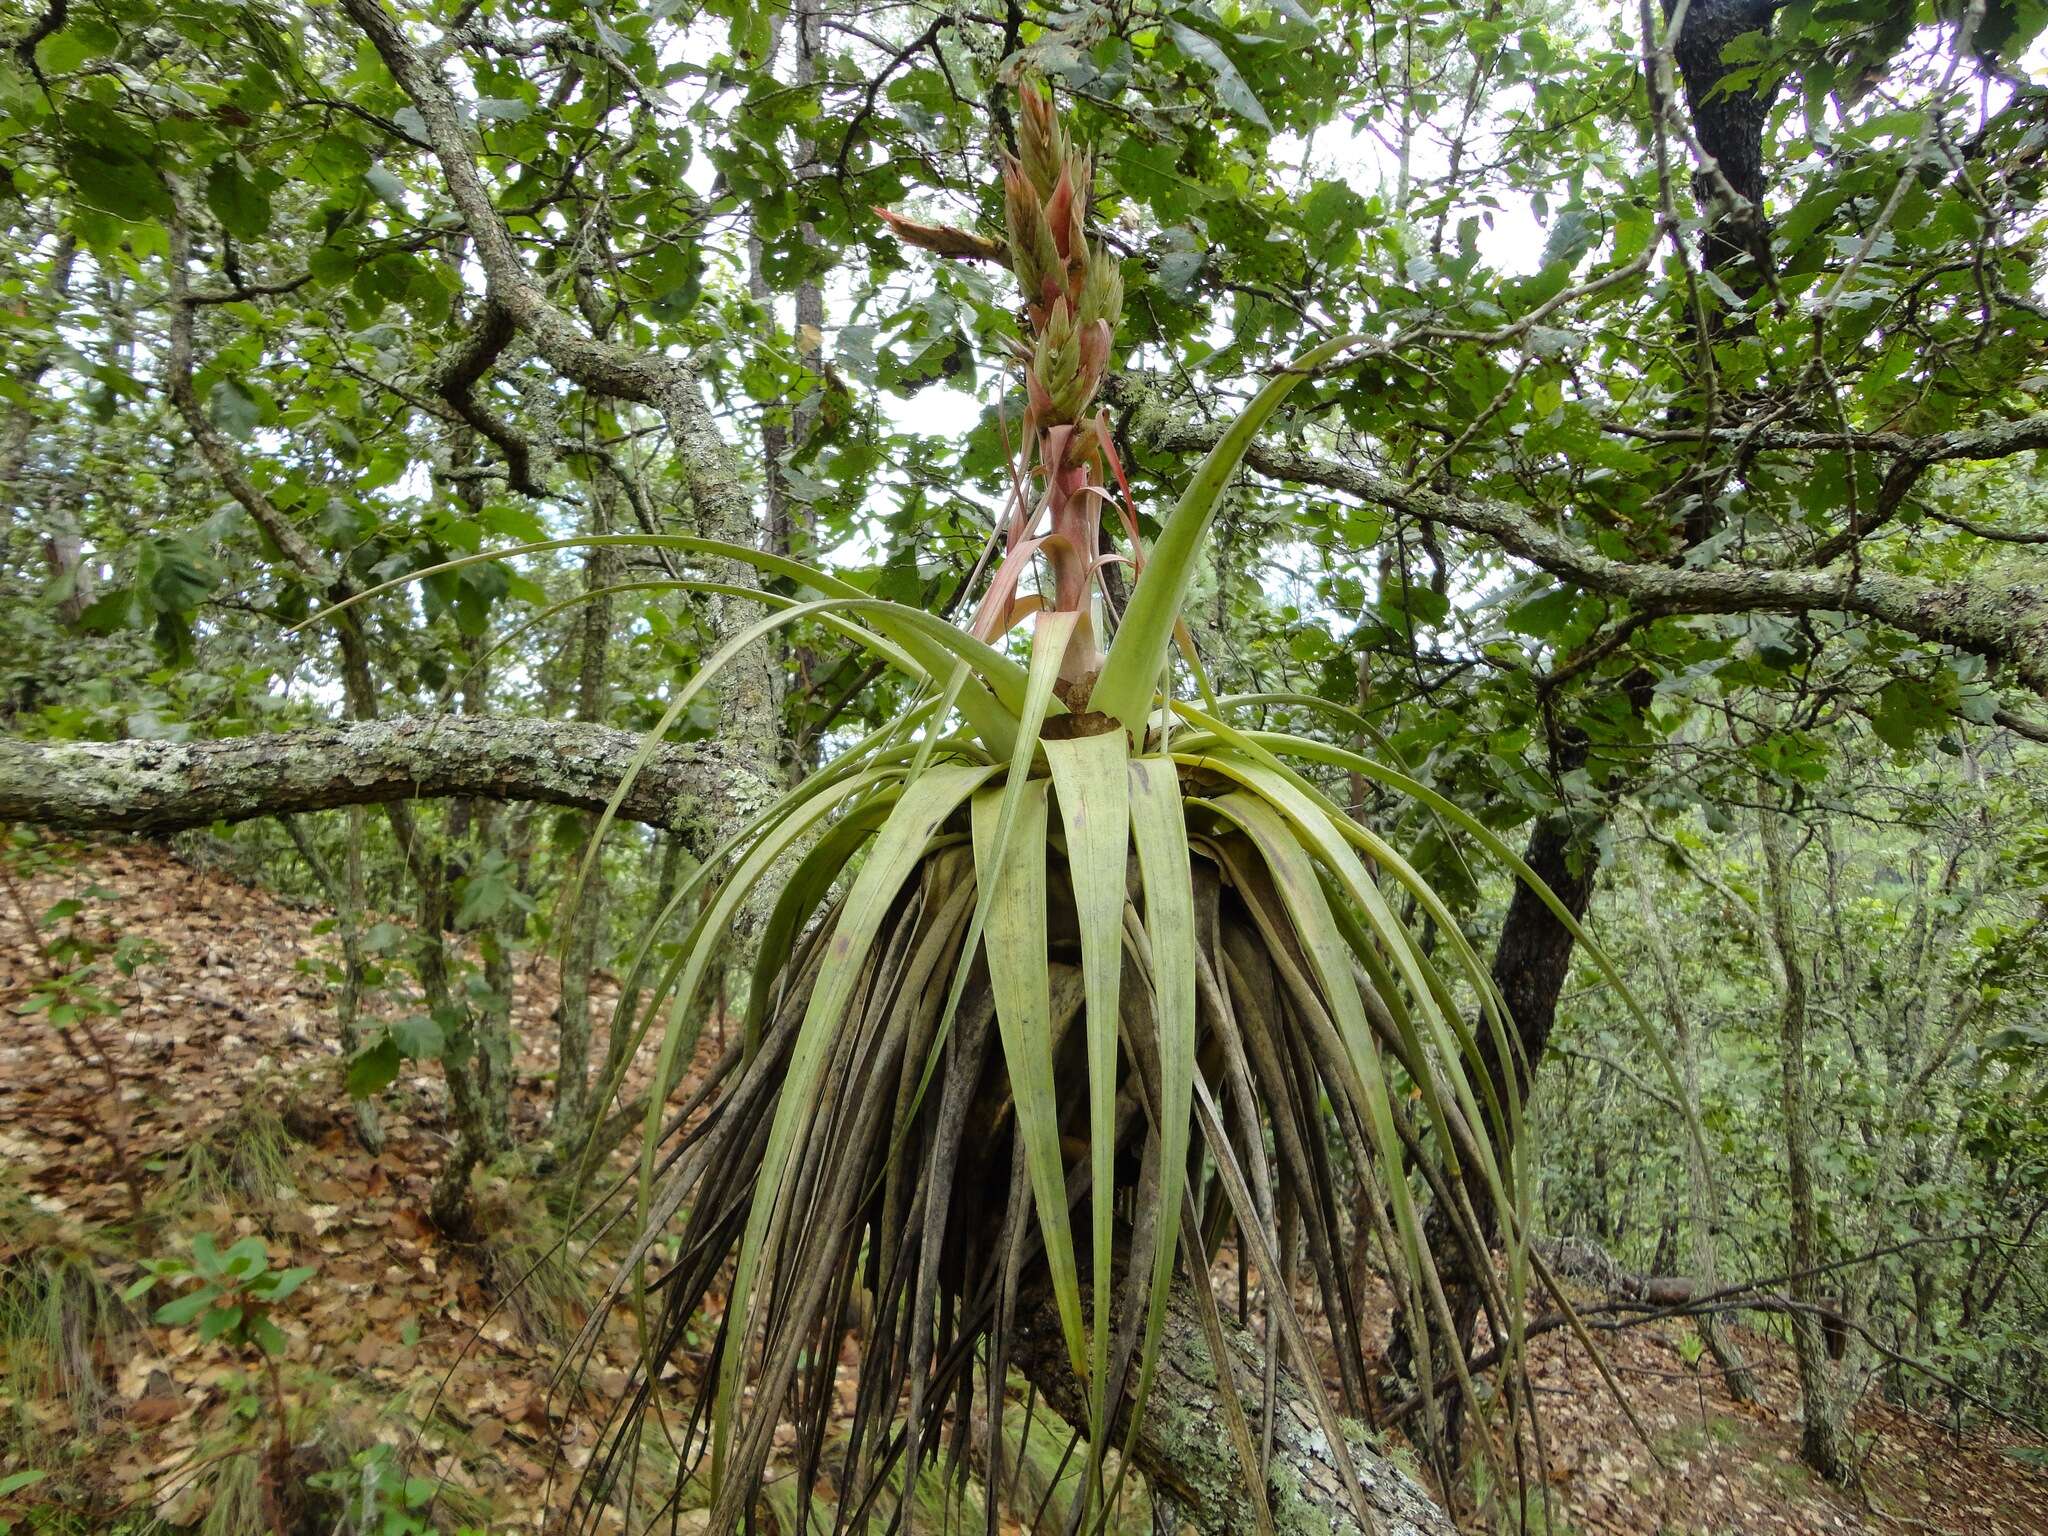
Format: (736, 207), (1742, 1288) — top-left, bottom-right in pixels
(313, 78), (1645, 1536)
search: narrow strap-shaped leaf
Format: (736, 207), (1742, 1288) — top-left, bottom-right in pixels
(634, 766), (906, 1229)
(1166, 714), (1518, 1184)
(1207, 792), (1510, 1483)
(578, 732), (925, 1186)
(1044, 729), (1130, 1461)
(1091, 332), (1365, 736)
(563, 595), (914, 934)
(742, 794), (904, 1049)
(714, 760), (996, 1489)
(1197, 724), (1716, 1194)
(1188, 1073), (1379, 1536)
(897, 610), (1079, 1135)
(298, 537), (1032, 752)
(1193, 747), (1515, 1207)
(972, 780), (1087, 1383)
(1122, 756), (1196, 1465)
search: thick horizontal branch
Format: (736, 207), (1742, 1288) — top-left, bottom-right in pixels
(0, 717), (725, 837)
(1612, 410), (2048, 465)
(1123, 388), (2048, 699)
(1014, 1266), (1457, 1536)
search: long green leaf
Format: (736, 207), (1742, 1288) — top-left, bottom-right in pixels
(714, 760), (996, 1488)
(1206, 792), (1510, 1479)
(1091, 333), (1364, 735)
(880, 612), (1080, 1191)
(565, 595), (907, 933)
(1203, 726), (1712, 1179)
(1122, 756), (1196, 1464)
(1166, 711), (1520, 1174)
(1188, 745), (1515, 1203)
(296, 536), (1032, 753)
(972, 781), (1087, 1384)
(633, 764), (906, 1230)
(742, 793), (904, 1051)
(1044, 728), (1130, 1459)
(953, 610), (1086, 1383)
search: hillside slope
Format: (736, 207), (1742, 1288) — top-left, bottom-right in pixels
(2, 839), (2044, 1534)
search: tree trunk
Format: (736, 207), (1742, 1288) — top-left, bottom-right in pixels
(1631, 868), (1758, 1401)
(551, 523), (616, 1149)
(1012, 1268), (1457, 1536)
(1757, 796), (1857, 1483)
(280, 810), (383, 1152)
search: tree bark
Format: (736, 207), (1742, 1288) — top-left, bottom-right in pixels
(1757, 795), (1858, 1483)
(280, 811), (384, 1152)
(1630, 867), (1758, 1401)
(1011, 1269), (1457, 1536)
(0, 717), (727, 838)
(551, 523), (616, 1148)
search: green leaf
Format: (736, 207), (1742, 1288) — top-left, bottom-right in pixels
(205, 157), (272, 240)
(346, 1036), (402, 1098)
(1094, 333), (1365, 736)
(154, 1285), (222, 1327)
(1122, 755), (1196, 1456)
(364, 164), (409, 209)
(389, 1014), (444, 1059)
(264, 1266), (315, 1301)
(66, 139), (171, 220)
(250, 1315), (287, 1356)
(714, 760), (996, 1485)
(208, 378), (262, 440)
(222, 1236), (267, 1277)
(0, 1471), (48, 1499)
(1872, 674), (1958, 751)
(198, 1303), (244, 1342)
(1045, 728), (1130, 1449)
(973, 781), (1086, 1380)
(1166, 22), (1273, 130)
(361, 921), (405, 954)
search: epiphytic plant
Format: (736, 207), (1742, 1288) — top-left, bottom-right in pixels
(322, 78), (1605, 1536)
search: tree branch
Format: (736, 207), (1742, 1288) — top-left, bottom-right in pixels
(337, 0), (782, 768)
(1121, 387), (2048, 699)
(429, 298), (545, 496)
(0, 717), (723, 837)
(1012, 1265), (1457, 1536)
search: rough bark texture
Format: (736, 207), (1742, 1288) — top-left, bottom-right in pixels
(1664, 0), (1778, 291)
(0, 717), (723, 839)
(551, 531), (616, 1147)
(1758, 799), (1857, 1483)
(1631, 869), (1759, 1401)
(1012, 1270), (1457, 1536)
(1125, 393), (2048, 701)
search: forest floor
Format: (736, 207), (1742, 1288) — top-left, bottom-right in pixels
(3, 839), (2046, 1536)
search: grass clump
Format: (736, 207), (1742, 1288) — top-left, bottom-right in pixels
(0, 1233), (135, 1436)
(473, 1170), (592, 1348)
(155, 1095), (298, 1213)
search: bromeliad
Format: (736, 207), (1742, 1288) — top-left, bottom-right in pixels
(320, 78), (1634, 1536)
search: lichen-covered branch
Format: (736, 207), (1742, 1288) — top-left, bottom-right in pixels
(1122, 386), (2048, 700)
(0, 717), (721, 839)
(339, 0), (783, 794)
(1012, 1268), (1457, 1536)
